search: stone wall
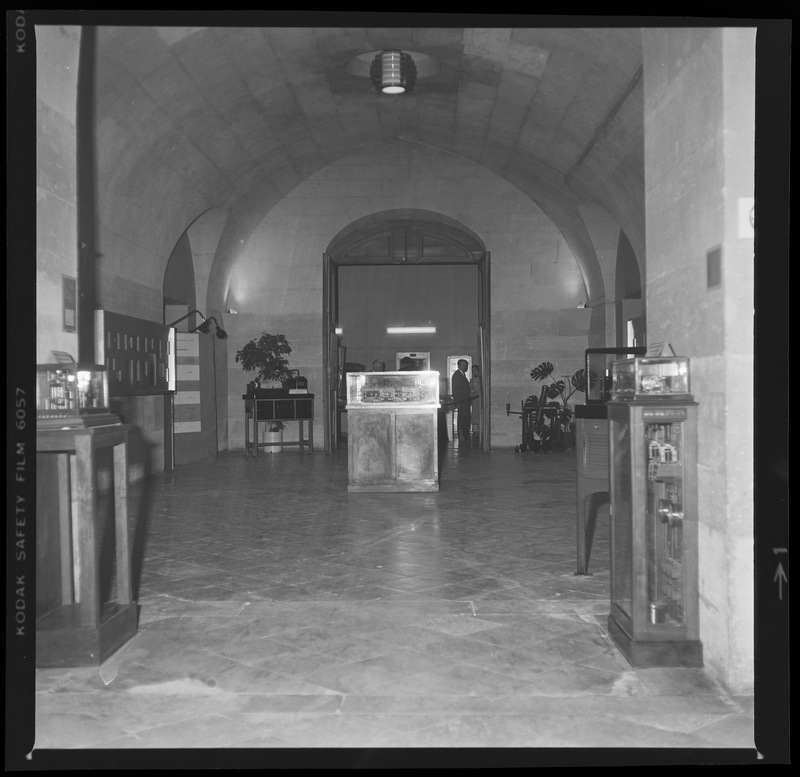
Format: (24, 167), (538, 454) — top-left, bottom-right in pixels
(643, 27), (755, 695)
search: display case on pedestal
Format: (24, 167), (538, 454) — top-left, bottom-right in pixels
(36, 352), (135, 666)
(607, 345), (702, 667)
(346, 371), (439, 492)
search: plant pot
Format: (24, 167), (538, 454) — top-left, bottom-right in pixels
(264, 429), (283, 453)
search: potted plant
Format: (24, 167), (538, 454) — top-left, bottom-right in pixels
(262, 419), (285, 453)
(235, 332), (293, 390)
(236, 332), (293, 452)
(525, 361), (594, 452)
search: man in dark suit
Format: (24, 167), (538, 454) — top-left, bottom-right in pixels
(451, 359), (475, 443)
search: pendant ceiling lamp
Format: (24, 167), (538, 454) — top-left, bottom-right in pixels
(370, 50), (417, 94)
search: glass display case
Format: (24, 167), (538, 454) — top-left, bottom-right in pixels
(611, 355), (691, 402)
(36, 363), (118, 428)
(347, 371), (439, 407)
(607, 398), (702, 667)
(584, 347), (646, 404)
(346, 371), (440, 492)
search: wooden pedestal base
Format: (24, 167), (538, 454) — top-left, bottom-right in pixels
(36, 602), (138, 667)
(608, 615), (703, 668)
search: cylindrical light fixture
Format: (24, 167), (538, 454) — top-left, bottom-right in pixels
(370, 50), (417, 94)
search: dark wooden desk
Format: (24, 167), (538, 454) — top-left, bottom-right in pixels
(243, 392), (314, 456)
(35, 423), (138, 665)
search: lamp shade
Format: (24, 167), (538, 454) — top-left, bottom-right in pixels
(370, 50), (417, 94)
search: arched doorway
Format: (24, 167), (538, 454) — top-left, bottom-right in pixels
(322, 210), (491, 454)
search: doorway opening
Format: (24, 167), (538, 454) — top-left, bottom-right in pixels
(322, 211), (491, 454)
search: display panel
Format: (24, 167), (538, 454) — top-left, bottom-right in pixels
(346, 371), (439, 407)
(95, 309), (174, 396)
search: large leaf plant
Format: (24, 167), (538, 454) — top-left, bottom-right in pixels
(525, 361), (593, 450)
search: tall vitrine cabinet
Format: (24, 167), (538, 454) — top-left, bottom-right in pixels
(607, 352), (703, 667)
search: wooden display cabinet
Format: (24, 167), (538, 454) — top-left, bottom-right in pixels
(36, 423), (137, 666)
(607, 399), (702, 667)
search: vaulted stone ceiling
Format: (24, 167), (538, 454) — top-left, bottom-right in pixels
(93, 25), (645, 303)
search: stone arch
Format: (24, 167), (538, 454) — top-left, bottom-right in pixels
(326, 209), (487, 264)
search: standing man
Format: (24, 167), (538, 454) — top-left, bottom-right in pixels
(451, 359), (474, 443)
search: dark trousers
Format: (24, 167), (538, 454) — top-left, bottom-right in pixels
(456, 400), (472, 440)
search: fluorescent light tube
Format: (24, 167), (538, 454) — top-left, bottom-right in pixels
(386, 326), (436, 334)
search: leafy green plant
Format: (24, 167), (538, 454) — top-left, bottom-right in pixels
(235, 332), (292, 385)
(529, 361), (590, 405)
(525, 361), (592, 451)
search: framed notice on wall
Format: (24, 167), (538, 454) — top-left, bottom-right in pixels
(63, 275), (77, 332)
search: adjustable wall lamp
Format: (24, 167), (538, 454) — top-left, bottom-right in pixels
(167, 309), (228, 339)
(195, 316), (228, 339)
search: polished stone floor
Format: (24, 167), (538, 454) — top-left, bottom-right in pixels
(31, 439), (756, 765)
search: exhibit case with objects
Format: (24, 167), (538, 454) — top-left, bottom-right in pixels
(611, 354), (691, 403)
(607, 378), (702, 666)
(36, 361), (119, 428)
(346, 371), (439, 492)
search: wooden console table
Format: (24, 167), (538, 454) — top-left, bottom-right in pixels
(35, 423), (138, 666)
(243, 393), (314, 456)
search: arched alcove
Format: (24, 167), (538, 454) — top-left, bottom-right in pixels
(614, 229), (645, 347)
(163, 230), (197, 323)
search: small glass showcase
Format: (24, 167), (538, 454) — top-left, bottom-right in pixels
(585, 347), (646, 403)
(611, 343), (691, 401)
(346, 371), (439, 407)
(37, 363), (109, 421)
